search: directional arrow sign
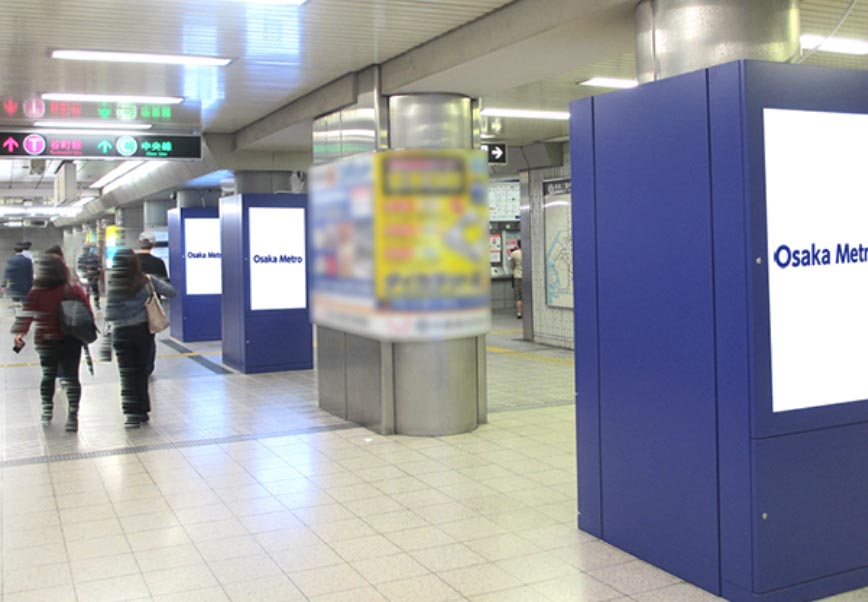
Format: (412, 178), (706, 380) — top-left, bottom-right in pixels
(2, 137), (19, 153)
(97, 139), (113, 153)
(484, 143), (507, 164)
(3, 98), (18, 115)
(97, 103), (112, 119)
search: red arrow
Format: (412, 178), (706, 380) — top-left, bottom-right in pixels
(2, 137), (19, 152)
(3, 98), (18, 115)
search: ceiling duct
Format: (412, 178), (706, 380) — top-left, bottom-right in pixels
(54, 162), (78, 205)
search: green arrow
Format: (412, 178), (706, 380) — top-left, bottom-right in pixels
(97, 103), (111, 119)
(97, 139), (113, 153)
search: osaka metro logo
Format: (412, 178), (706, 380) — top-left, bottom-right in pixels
(773, 243), (868, 269)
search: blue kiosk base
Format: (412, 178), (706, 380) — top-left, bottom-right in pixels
(571, 61), (868, 602)
(220, 193), (313, 374)
(167, 207), (222, 343)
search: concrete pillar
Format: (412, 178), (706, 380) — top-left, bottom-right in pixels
(234, 171), (305, 195)
(635, 0), (800, 83)
(144, 200), (172, 230)
(176, 188), (220, 208)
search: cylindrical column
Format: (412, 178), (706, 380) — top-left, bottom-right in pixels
(387, 94), (485, 436)
(635, 0), (800, 83)
(389, 94), (473, 150)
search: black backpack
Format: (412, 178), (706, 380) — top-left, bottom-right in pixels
(58, 286), (98, 344)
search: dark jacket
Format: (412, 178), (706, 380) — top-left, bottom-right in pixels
(3, 253), (33, 297)
(77, 252), (102, 281)
(137, 252), (168, 280)
(12, 284), (91, 344)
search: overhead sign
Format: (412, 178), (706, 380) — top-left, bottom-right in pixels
(0, 132), (201, 160)
(0, 96), (201, 125)
(483, 143), (507, 164)
(248, 207), (307, 311)
(764, 108), (868, 413)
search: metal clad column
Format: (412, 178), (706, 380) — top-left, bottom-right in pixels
(635, 0), (800, 83)
(388, 94), (485, 436)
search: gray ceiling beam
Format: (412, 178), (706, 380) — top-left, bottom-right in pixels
(381, 0), (635, 96)
(234, 73), (358, 151)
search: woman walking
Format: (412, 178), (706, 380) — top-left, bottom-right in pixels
(12, 255), (92, 432)
(105, 249), (175, 428)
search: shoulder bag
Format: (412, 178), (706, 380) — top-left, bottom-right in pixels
(144, 276), (170, 334)
(58, 285), (98, 344)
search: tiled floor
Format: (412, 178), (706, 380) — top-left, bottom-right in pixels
(1, 307), (865, 601)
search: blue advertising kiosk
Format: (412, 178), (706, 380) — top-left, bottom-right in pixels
(572, 61), (868, 602)
(220, 193), (313, 374)
(167, 207), (222, 342)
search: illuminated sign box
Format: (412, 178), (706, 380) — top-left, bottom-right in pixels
(0, 132), (201, 160)
(184, 218), (222, 296)
(764, 108), (868, 413)
(248, 207), (307, 311)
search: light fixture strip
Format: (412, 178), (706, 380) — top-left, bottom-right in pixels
(90, 161), (145, 190)
(579, 77), (639, 89)
(479, 108), (570, 121)
(42, 93), (184, 105)
(52, 49), (232, 67)
(34, 120), (152, 130)
(800, 34), (868, 55)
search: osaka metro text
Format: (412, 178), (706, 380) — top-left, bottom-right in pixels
(773, 243), (868, 269)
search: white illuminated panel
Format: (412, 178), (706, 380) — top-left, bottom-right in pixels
(249, 207), (307, 311)
(184, 218), (222, 295)
(765, 108), (868, 412)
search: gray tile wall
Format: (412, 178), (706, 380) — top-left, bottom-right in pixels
(527, 146), (574, 349)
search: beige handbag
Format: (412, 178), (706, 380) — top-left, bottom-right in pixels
(145, 276), (170, 334)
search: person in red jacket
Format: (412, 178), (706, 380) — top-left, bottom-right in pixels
(12, 255), (92, 432)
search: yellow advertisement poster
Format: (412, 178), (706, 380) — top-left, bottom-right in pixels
(373, 149), (490, 312)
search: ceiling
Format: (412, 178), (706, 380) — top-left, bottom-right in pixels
(1, 0), (867, 221)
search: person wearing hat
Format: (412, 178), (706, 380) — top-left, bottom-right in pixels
(135, 232), (168, 280)
(135, 232), (169, 375)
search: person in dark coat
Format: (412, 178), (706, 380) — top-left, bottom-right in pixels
(12, 255), (92, 431)
(76, 244), (103, 309)
(2, 243), (33, 306)
(136, 233), (169, 374)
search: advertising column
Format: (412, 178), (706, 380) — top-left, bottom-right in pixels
(167, 207), (222, 342)
(220, 194), (313, 374)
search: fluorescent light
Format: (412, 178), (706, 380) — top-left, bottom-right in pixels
(0, 206), (82, 217)
(103, 160), (168, 195)
(480, 133), (496, 140)
(31, 128), (155, 136)
(34, 120), (152, 130)
(91, 161), (144, 189)
(73, 196), (96, 207)
(579, 77), (638, 89)
(480, 108), (570, 121)
(801, 34), (868, 55)
(52, 49), (233, 67)
(242, 0), (310, 4)
(42, 93), (184, 105)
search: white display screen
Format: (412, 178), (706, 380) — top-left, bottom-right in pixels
(765, 108), (868, 412)
(184, 218), (222, 296)
(249, 207), (307, 311)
